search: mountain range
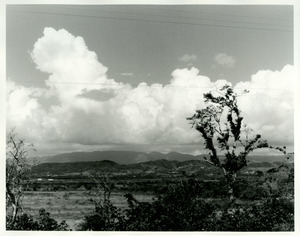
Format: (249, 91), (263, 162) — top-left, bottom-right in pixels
(33, 150), (292, 165)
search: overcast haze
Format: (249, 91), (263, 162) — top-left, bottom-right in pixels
(6, 5), (294, 156)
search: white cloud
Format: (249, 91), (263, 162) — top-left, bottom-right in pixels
(178, 54), (197, 63)
(6, 79), (58, 142)
(214, 53), (236, 68)
(7, 80), (41, 121)
(30, 28), (117, 101)
(6, 28), (294, 155)
(235, 65), (294, 146)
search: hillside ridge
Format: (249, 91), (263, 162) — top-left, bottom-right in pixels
(33, 150), (291, 165)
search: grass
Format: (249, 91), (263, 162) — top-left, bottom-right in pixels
(19, 190), (154, 230)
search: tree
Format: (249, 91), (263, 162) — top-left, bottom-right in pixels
(77, 173), (125, 231)
(6, 129), (35, 224)
(187, 85), (271, 202)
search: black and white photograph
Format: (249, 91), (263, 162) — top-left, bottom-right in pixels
(3, 0), (298, 232)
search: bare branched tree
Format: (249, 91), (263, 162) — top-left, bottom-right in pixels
(6, 128), (35, 223)
(88, 173), (115, 204)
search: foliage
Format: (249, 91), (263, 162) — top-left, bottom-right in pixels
(6, 214), (38, 230)
(77, 200), (125, 231)
(6, 129), (36, 223)
(123, 179), (216, 231)
(186, 85), (288, 201)
(209, 197), (294, 231)
(78, 177), (293, 231)
(127, 180), (294, 231)
(6, 208), (70, 231)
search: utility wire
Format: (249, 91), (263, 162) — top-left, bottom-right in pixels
(61, 5), (292, 28)
(11, 5), (293, 23)
(7, 9), (292, 32)
(7, 7), (293, 92)
(132, 5), (293, 22)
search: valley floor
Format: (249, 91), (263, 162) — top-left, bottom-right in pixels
(20, 190), (154, 230)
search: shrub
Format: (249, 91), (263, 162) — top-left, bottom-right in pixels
(35, 209), (70, 231)
(6, 208), (70, 231)
(78, 178), (294, 231)
(6, 214), (39, 230)
(76, 200), (125, 231)
(123, 179), (216, 231)
(210, 197), (294, 231)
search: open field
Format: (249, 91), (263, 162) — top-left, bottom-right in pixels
(20, 191), (154, 230)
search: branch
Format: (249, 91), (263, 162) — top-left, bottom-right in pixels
(268, 146), (294, 159)
(10, 137), (20, 160)
(203, 156), (219, 167)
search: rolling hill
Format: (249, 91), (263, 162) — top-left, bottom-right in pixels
(33, 151), (201, 164)
(30, 156), (289, 177)
(31, 159), (213, 176)
(33, 150), (291, 165)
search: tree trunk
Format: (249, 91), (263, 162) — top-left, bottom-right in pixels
(6, 183), (21, 224)
(12, 203), (18, 224)
(224, 170), (237, 202)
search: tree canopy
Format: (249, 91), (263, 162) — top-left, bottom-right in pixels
(187, 85), (270, 201)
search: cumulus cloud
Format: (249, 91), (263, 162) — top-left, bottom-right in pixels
(6, 79), (58, 142)
(214, 53), (236, 68)
(178, 54), (197, 63)
(6, 28), (294, 155)
(235, 65), (294, 146)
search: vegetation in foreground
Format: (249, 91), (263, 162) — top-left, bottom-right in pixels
(7, 174), (294, 231)
(75, 178), (294, 231)
(6, 209), (69, 231)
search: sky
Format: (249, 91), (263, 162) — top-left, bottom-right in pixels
(6, 4), (295, 157)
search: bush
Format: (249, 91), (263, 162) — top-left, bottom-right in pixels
(121, 179), (217, 231)
(210, 197), (294, 231)
(78, 179), (294, 231)
(123, 194), (216, 231)
(6, 208), (70, 231)
(6, 214), (38, 230)
(77, 200), (125, 231)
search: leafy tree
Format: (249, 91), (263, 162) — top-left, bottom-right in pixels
(187, 85), (287, 201)
(6, 129), (35, 224)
